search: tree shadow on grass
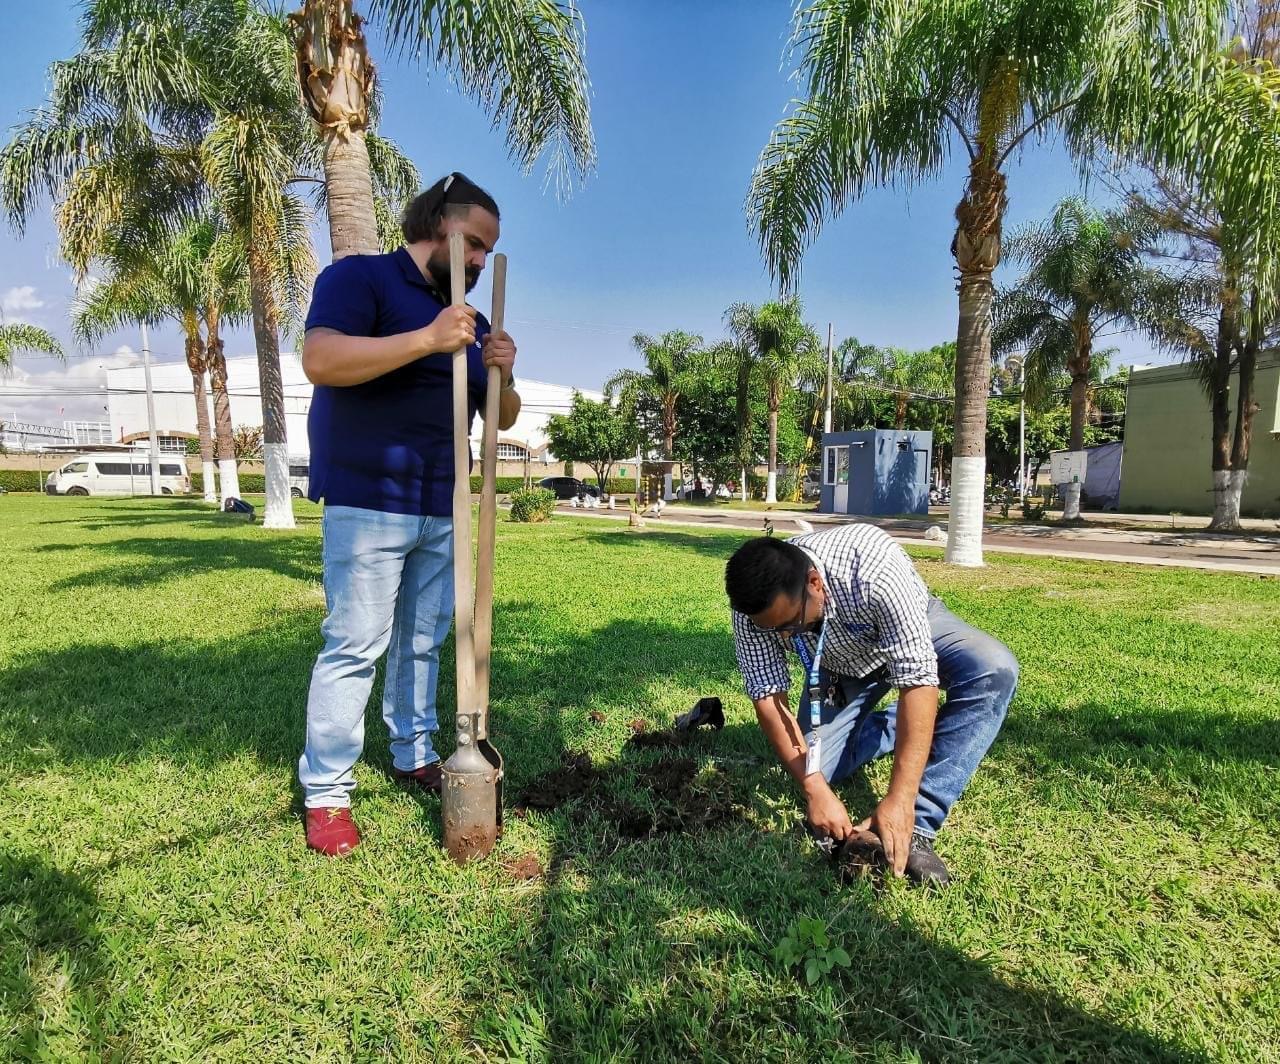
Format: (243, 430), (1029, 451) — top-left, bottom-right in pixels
(572, 525), (753, 561)
(0, 854), (109, 1059)
(33, 532), (323, 588)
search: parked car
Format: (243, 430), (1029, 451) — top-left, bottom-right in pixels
(288, 459), (310, 499)
(537, 476), (601, 500)
(45, 452), (190, 496)
(802, 471), (821, 500)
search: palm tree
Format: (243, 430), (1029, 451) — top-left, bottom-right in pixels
(993, 197), (1163, 519)
(605, 331), (705, 489)
(1, 0), (415, 526)
(289, 0), (595, 258)
(749, 0), (1232, 564)
(0, 324), (63, 370)
(721, 299), (820, 503)
(72, 216), (252, 505)
(852, 345), (956, 431)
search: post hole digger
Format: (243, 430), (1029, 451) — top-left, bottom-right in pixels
(440, 232), (507, 863)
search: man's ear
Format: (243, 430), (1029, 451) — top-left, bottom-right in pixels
(808, 568), (823, 594)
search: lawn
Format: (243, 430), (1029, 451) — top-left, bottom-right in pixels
(2, 494), (1277, 1061)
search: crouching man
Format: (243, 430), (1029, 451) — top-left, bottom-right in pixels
(724, 527), (1018, 886)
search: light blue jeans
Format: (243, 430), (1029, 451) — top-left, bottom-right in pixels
(806, 597), (1018, 837)
(298, 505), (454, 808)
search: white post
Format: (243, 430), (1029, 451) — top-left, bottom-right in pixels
(634, 443), (641, 499)
(824, 322), (834, 435)
(141, 322), (161, 496)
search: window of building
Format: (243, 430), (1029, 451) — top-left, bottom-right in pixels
(496, 443), (527, 460)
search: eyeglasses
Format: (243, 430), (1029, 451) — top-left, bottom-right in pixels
(754, 570), (816, 635)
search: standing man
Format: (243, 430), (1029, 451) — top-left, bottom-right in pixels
(298, 172), (521, 856)
(724, 527), (1018, 886)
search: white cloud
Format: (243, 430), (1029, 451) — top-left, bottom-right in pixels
(0, 346), (143, 425)
(2, 285), (46, 323)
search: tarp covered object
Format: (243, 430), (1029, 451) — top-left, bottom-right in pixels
(1082, 440), (1123, 510)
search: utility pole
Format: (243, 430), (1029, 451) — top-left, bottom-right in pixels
(141, 322), (161, 495)
(824, 322), (834, 435)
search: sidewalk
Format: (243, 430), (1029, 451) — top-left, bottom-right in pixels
(554, 501), (1280, 576)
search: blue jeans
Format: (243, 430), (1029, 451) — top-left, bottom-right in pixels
(805, 598), (1017, 837)
(298, 505), (454, 808)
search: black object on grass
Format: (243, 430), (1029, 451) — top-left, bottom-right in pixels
(673, 696), (725, 734)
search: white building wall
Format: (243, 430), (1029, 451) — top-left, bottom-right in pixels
(106, 355), (600, 461)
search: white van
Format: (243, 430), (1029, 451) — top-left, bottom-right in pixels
(45, 453), (190, 496)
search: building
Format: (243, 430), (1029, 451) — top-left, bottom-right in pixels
(817, 430), (932, 516)
(106, 354), (600, 472)
(63, 420), (116, 447)
(1118, 352), (1280, 517)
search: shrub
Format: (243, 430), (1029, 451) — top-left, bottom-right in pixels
(0, 470), (45, 492)
(508, 487), (557, 523)
(190, 472), (266, 494)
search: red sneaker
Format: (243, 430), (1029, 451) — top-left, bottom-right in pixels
(392, 762), (443, 794)
(305, 807), (360, 856)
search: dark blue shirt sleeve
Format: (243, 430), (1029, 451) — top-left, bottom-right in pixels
(304, 256), (379, 335)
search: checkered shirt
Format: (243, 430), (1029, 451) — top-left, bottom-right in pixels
(731, 524), (939, 701)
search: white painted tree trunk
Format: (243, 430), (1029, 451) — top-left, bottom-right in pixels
(765, 470), (777, 504)
(1211, 468), (1246, 529)
(201, 459), (217, 504)
(740, 467), (748, 502)
(262, 442), (294, 529)
(944, 456), (985, 567)
(219, 458), (240, 508)
(1062, 481), (1082, 521)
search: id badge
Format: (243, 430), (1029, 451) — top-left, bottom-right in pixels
(805, 735), (823, 776)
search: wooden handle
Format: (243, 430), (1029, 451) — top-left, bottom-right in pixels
(448, 232), (476, 715)
(474, 254), (506, 720)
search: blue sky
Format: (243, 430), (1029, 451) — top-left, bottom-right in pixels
(0, 0), (1162, 424)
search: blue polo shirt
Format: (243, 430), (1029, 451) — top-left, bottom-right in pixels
(304, 247), (490, 517)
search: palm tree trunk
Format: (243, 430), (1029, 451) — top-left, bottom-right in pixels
(182, 317), (217, 504)
(1207, 302), (1237, 530)
(247, 242), (295, 529)
(945, 160), (1007, 567)
(324, 131), (379, 258)
(1062, 337), (1092, 521)
(766, 387), (779, 504)
(205, 308), (240, 505)
(1215, 292), (1262, 531)
(291, 0), (379, 259)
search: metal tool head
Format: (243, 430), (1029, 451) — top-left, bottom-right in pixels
(441, 711), (504, 864)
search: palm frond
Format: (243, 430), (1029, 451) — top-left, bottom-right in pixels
(369, 0), (595, 195)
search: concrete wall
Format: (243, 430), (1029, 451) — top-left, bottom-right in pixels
(1118, 352), (1280, 516)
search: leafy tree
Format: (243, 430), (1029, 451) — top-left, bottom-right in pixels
(544, 392), (640, 493)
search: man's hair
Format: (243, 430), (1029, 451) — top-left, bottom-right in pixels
(401, 171), (500, 243)
(724, 537), (811, 615)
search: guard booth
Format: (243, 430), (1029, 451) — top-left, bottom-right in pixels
(819, 430), (932, 516)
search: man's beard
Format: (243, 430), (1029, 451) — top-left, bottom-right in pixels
(426, 249), (480, 294)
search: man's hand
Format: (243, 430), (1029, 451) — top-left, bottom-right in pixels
(805, 778), (854, 842)
(481, 329), (517, 383)
(422, 305), (477, 354)
(857, 791), (915, 876)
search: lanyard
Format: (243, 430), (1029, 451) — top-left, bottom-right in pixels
(792, 621), (828, 738)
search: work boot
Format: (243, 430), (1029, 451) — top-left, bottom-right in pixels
(305, 807), (360, 856)
(392, 761), (444, 795)
(904, 832), (950, 888)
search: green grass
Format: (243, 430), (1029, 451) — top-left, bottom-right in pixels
(2, 494), (1278, 1062)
